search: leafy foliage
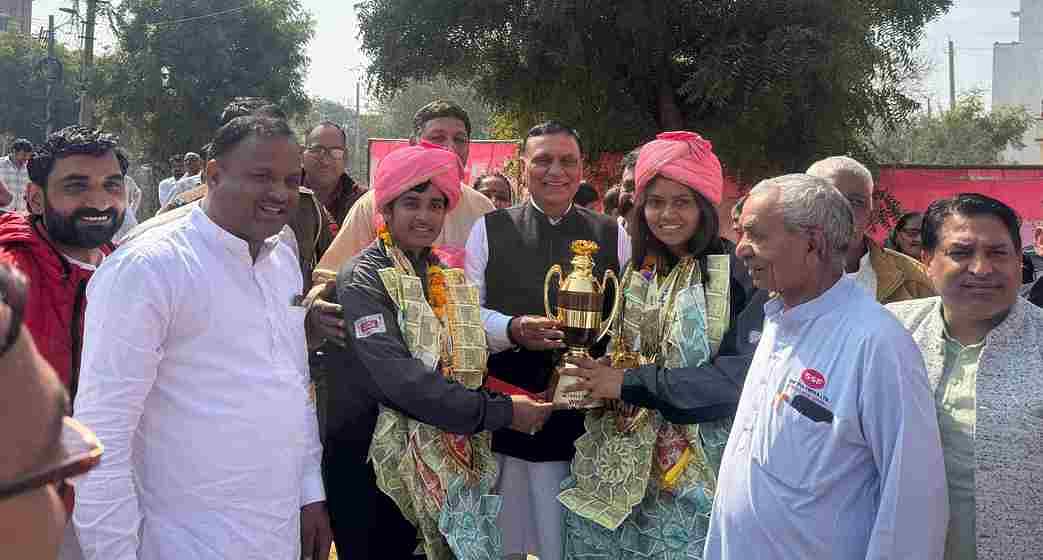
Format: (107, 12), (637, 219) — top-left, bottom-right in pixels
(0, 32), (82, 142)
(92, 0), (314, 162)
(357, 0), (952, 183)
(868, 91), (1035, 165)
(366, 77), (494, 139)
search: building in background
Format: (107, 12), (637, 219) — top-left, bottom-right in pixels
(0, 0), (31, 34)
(994, 0), (1043, 164)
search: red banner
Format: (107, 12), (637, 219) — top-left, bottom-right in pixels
(877, 166), (1043, 247)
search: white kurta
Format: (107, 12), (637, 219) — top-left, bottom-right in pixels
(704, 277), (949, 560)
(73, 206), (324, 560)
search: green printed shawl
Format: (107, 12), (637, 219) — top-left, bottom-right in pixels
(560, 255), (734, 560)
(368, 248), (502, 560)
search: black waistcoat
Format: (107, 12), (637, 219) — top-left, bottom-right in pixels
(484, 202), (620, 462)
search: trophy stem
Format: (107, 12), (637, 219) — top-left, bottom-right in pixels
(550, 347), (601, 410)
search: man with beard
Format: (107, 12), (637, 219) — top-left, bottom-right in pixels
(0, 126), (128, 398)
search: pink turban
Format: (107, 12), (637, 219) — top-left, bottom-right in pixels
(634, 131), (723, 206)
(373, 141), (462, 212)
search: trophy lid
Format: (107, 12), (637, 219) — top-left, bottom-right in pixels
(570, 240), (599, 257)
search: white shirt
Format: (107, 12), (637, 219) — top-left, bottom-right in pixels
(845, 250), (878, 298)
(167, 172), (203, 203)
(0, 155), (29, 212)
(465, 201), (631, 352)
(73, 206), (323, 560)
(704, 277), (948, 560)
(157, 175), (179, 207)
(114, 176), (141, 242)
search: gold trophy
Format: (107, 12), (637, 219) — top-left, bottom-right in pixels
(544, 240), (622, 409)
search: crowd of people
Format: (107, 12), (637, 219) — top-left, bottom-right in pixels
(0, 95), (1042, 560)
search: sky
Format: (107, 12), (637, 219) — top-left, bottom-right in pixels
(27, 0), (1028, 111)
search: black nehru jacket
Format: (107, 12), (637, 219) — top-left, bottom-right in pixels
(484, 203), (620, 462)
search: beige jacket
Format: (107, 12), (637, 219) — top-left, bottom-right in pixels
(867, 237), (935, 304)
(886, 296), (1043, 559)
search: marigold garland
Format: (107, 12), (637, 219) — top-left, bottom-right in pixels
(378, 224), (450, 323)
(427, 265), (449, 322)
(377, 224), (393, 248)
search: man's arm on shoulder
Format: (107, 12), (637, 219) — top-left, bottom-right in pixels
(861, 325), (948, 559)
(338, 271), (512, 434)
(72, 250), (173, 560)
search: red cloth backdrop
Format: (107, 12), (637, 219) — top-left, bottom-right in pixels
(876, 166), (1043, 247)
(368, 139), (520, 186)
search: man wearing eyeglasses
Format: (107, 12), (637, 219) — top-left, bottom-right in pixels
(302, 121), (366, 232)
(0, 263), (103, 560)
(806, 156), (935, 305)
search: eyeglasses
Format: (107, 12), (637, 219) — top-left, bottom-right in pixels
(0, 417), (104, 502)
(303, 146), (346, 160)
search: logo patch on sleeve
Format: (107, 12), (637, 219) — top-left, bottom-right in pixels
(354, 314), (387, 339)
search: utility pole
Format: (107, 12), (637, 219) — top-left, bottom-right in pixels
(45, 15), (57, 136)
(948, 39), (956, 112)
(355, 79), (362, 178)
(79, 0), (98, 126)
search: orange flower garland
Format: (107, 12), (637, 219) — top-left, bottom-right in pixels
(377, 224), (394, 248)
(426, 265), (448, 322)
(378, 224), (449, 322)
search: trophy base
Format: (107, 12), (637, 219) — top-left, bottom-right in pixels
(550, 350), (603, 410)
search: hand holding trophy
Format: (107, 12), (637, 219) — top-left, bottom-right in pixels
(543, 240), (622, 409)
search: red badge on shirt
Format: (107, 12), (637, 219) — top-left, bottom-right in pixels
(801, 368), (827, 390)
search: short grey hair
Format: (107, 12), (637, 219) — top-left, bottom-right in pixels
(749, 173), (854, 271)
(806, 155), (874, 192)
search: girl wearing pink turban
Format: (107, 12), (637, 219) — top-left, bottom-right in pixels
(560, 131), (755, 560)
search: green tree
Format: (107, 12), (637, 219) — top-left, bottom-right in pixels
(367, 77), (494, 139)
(358, 0), (951, 181)
(0, 32), (82, 142)
(93, 0), (314, 163)
(868, 91), (1034, 165)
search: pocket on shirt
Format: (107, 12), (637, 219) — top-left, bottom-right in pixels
(754, 400), (833, 491)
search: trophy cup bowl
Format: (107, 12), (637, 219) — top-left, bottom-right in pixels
(544, 240), (622, 409)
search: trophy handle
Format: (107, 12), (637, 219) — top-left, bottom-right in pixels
(596, 269), (623, 343)
(544, 264), (563, 319)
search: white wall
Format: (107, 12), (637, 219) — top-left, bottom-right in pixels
(994, 0), (1043, 163)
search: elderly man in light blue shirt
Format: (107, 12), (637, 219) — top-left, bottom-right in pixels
(704, 174), (948, 560)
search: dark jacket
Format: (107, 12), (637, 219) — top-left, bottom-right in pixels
(482, 203), (621, 462)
